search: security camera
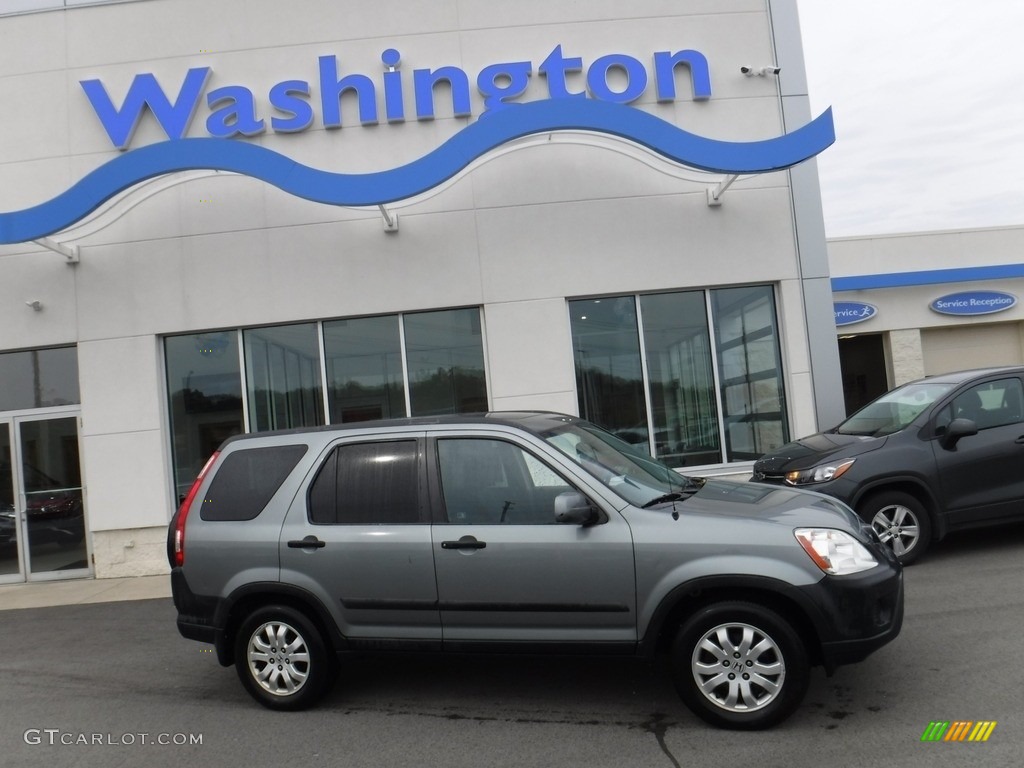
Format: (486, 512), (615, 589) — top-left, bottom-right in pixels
(741, 65), (782, 77)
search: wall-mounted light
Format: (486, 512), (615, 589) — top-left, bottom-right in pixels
(741, 66), (781, 77)
(25, 300), (43, 311)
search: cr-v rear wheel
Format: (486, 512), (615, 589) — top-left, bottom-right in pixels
(234, 605), (335, 710)
(671, 602), (809, 730)
(858, 491), (931, 565)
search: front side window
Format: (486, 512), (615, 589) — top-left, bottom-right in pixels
(935, 377), (1024, 432)
(308, 440), (421, 525)
(437, 438), (575, 525)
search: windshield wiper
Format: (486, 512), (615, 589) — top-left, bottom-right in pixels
(640, 477), (705, 508)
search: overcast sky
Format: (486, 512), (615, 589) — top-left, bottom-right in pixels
(796, 1), (1024, 239)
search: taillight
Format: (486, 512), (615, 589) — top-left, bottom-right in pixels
(173, 451), (219, 568)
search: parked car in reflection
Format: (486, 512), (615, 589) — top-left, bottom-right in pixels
(751, 367), (1024, 564)
(0, 462), (84, 549)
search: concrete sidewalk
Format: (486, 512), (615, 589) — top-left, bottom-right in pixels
(0, 574), (171, 611)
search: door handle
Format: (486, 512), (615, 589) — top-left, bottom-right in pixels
(287, 535), (326, 549)
(441, 535), (486, 550)
(1015, 435), (1024, 444)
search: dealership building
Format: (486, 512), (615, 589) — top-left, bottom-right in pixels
(0, 0), (940, 583)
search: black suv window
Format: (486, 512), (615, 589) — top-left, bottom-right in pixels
(201, 445), (307, 521)
(936, 377), (1024, 431)
(437, 438), (576, 524)
(309, 440), (422, 524)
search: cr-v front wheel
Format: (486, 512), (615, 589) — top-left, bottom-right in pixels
(671, 602), (809, 730)
(234, 605), (335, 710)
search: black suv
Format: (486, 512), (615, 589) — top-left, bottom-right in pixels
(753, 366), (1024, 564)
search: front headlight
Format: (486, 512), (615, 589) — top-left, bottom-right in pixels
(785, 458), (855, 486)
(795, 528), (878, 575)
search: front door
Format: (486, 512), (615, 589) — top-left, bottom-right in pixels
(430, 434), (637, 647)
(934, 376), (1024, 526)
(0, 414), (90, 583)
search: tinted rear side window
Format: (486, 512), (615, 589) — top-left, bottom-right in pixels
(309, 440), (421, 524)
(201, 445), (308, 521)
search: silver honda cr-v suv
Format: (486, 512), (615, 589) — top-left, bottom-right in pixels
(168, 411), (903, 730)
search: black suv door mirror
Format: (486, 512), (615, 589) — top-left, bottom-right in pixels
(940, 417), (978, 449)
(554, 491), (600, 526)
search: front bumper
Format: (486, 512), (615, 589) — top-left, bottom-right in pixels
(797, 562), (904, 673)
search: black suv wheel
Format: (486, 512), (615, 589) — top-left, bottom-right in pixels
(671, 602), (809, 730)
(858, 491), (931, 565)
(234, 605), (336, 711)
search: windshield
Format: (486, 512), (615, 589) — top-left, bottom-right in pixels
(539, 420), (696, 507)
(835, 381), (957, 436)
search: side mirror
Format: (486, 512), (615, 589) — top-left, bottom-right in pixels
(554, 491), (600, 526)
(940, 417), (978, 449)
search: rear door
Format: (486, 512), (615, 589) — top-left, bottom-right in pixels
(279, 432), (441, 646)
(932, 375), (1024, 526)
(428, 429), (637, 648)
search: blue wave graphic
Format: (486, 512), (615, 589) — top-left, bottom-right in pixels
(0, 98), (834, 244)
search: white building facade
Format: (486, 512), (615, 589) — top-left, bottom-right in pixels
(0, 0), (841, 581)
(830, 226), (1024, 414)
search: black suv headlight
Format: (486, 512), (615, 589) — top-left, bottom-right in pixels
(785, 458), (855, 486)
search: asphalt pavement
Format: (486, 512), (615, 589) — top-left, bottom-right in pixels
(1, 525), (1022, 768)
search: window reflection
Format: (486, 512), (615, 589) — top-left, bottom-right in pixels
(640, 292), (721, 467)
(0, 347), (79, 412)
(571, 287), (788, 466)
(405, 309), (488, 416)
(568, 298), (648, 449)
(165, 333), (244, 500)
(324, 316), (406, 423)
(244, 323), (324, 431)
(712, 286), (788, 460)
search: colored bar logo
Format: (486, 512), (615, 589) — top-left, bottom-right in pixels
(921, 721), (997, 742)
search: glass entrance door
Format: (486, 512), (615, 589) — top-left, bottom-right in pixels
(0, 415), (90, 582)
(0, 423), (20, 580)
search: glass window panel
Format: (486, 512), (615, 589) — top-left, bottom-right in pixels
(711, 286), (788, 460)
(19, 417), (86, 573)
(308, 440), (421, 524)
(323, 316), (407, 423)
(404, 309), (488, 416)
(437, 438), (572, 524)
(200, 445), (307, 521)
(639, 292), (722, 467)
(569, 297), (648, 449)
(165, 332), (244, 502)
(243, 323), (324, 432)
(0, 424), (15, 576)
(0, 347), (79, 412)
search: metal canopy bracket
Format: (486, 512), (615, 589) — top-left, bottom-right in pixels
(378, 205), (399, 232)
(33, 237), (80, 264)
(706, 174), (738, 207)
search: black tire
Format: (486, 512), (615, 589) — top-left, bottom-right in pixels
(671, 602), (809, 730)
(858, 490), (931, 565)
(234, 605), (336, 711)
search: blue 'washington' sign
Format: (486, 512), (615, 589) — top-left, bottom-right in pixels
(0, 44), (835, 244)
